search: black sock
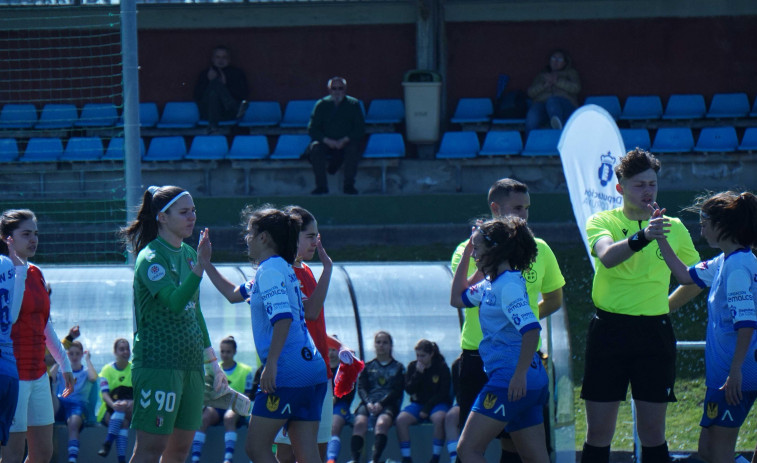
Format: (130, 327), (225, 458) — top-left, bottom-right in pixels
(372, 433), (388, 462)
(500, 450), (523, 463)
(581, 442), (610, 463)
(642, 442), (671, 463)
(351, 435), (364, 461)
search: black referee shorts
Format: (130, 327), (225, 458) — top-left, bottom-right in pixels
(581, 308), (677, 403)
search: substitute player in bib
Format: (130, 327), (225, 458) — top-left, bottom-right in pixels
(190, 336), (253, 463)
(653, 191), (757, 463)
(201, 206), (327, 463)
(122, 186), (228, 463)
(2, 209), (74, 463)
(580, 149), (700, 463)
(0, 239), (23, 449)
(451, 217), (549, 463)
(274, 206), (335, 463)
(449, 178), (564, 463)
(96, 338), (134, 463)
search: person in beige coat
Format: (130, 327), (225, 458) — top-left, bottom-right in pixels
(525, 49), (581, 132)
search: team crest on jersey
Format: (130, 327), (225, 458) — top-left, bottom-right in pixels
(706, 402), (718, 419)
(267, 395), (280, 412)
(302, 347), (313, 361)
(341, 408), (348, 416)
(432, 375), (439, 383)
(656, 248), (663, 260)
(156, 415), (164, 428)
(378, 376), (386, 386)
(483, 393), (497, 409)
(147, 264), (166, 281)
(523, 268), (537, 283)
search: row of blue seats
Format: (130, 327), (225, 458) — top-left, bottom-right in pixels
(450, 93), (757, 125)
(0, 133), (407, 163)
(0, 99), (406, 130)
(437, 126), (757, 158)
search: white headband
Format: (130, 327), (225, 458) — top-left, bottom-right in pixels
(155, 191), (190, 220)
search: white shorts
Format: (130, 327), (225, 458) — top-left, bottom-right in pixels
(10, 373), (55, 432)
(275, 380), (333, 445)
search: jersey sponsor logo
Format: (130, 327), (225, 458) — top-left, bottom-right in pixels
(301, 347), (313, 361)
(140, 389), (151, 408)
(265, 303), (273, 315)
(622, 228), (628, 236)
(266, 394), (280, 412)
(656, 248), (663, 260)
(483, 393), (497, 409)
(706, 401), (718, 419)
(288, 273), (298, 284)
(432, 375), (439, 384)
(147, 264), (166, 281)
(523, 268), (537, 283)
(513, 315), (521, 325)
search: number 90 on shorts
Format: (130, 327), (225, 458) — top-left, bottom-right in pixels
(131, 367), (204, 434)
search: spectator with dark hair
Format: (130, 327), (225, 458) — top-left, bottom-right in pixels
(395, 339), (452, 463)
(306, 76), (365, 195)
(194, 45), (248, 132)
(525, 49), (580, 132)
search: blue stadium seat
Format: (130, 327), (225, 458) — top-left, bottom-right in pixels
(620, 96), (663, 121)
(584, 96), (622, 120)
(21, 137), (64, 162)
(521, 129), (561, 156)
(269, 134), (311, 159)
(651, 127), (694, 153)
(751, 97), (757, 118)
(662, 94), (706, 120)
(0, 104), (38, 129)
(739, 128), (757, 152)
(156, 102), (200, 129)
(279, 100), (317, 128)
(75, 103), (118, 127)
(139, 102), (160, 128)
(103, 137), (146, 160)
(694, 126), (738, 153)
(62, 137), (104, 161)
(35, 104), (78, 129)
(186, 135), (228, 160)
(144, 136), (186, 161)
(478, 131), (522, 156)
(237, 101), (282, 127)
(450, 98), (493, 124)
(0, 138), (20, 162)
(620, 128), (651, 151)
(365, 99), (405, 124)
(706, 93), (750, 119)
(435, 132), (480, 159)
(362, 133), (405, 159)
(227, 135), (270, 160)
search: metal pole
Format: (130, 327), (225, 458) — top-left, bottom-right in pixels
(121, 0), (141, 265)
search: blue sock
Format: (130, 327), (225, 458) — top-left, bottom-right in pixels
(224, 431), (237, 461)
(446, 440), (458, 459)
(117, 428), (129, 462)
(68, 438), (80, 462)
(432, 438), (444, 457)
(191, 431), (206, 463)
(327, 435), (341, 462)
(400, 441), (411, 458)
(107, 411), (125, 443)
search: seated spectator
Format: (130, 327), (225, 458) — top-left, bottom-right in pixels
(51, 341), (98, 463)
(96, 338), (134, 463)
(326, 334), (357, 463)
(194, 45), (249, 132)
(395, 339), (452, 463)
(349, 331), (405, 463)
(306, 76), (365, 196)
(191, 336), (253, 463)
(525, 49), (580, 132)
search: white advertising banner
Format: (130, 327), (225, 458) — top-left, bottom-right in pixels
(558, 105), (626, 268)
